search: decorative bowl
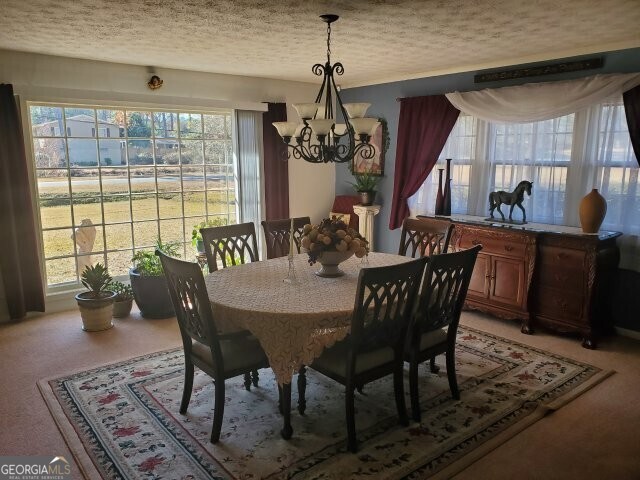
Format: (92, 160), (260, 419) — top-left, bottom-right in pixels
(315, 250), (355, 277)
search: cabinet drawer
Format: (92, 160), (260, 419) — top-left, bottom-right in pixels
(536, 264), (584, 293)
(539, 245), (586, 268)
(534, 286), (584, 321)
(459, 234), (526, 258)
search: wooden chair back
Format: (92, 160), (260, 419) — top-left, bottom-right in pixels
(156, 250), (223, 369)
(398, 217), (454, 258)
(350, 257), (428, 357)
(261, 216), (311, 259)
(200, 222), (259, 272)
(412, 245), (481, 338)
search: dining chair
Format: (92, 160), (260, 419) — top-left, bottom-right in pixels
(398, 217), (455, 374)
(156, 249), (269, 443)
(261, 216), (311, 259)
(398, 217), (454, 258)
(309, 256), (428, 452)
(200, 222), (260, 272)
(405, 244), (481, 422)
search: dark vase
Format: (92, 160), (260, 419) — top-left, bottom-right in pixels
(442, 158), (452, 216)
(129, 268), (175, 319)
(435, 168), (444, 215)
(359, 190), (376, 206)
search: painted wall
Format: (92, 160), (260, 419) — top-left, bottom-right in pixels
(0, 49), (334, 320)
(337, 48), (640, 255)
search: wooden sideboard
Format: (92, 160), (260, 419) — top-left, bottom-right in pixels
(419, 215), (621, 348)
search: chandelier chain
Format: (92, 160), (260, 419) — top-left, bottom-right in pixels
(326, 23), (332, 63)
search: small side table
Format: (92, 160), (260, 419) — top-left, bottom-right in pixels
(353, 204), (381, 252)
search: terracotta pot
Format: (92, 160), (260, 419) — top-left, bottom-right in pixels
(579, 188), (607, 233)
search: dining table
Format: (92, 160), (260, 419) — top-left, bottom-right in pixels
(205, 251), (410, 439)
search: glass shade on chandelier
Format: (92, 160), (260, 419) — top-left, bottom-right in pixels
(272, 14), (379, 164)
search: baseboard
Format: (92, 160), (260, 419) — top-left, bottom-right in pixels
(615, 327), (640, 341)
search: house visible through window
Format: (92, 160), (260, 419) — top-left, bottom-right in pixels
(29, 104), (237, 289)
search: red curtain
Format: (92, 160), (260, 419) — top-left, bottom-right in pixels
(623, 84), (640, 166)
(262, 103), (289, 220)
(0, 84), (45, 319)
(389, 95), (460, 230)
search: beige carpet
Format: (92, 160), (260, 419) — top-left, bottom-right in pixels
(1, 307), (639, 479)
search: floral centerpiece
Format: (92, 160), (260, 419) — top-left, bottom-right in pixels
(300, 217), (369, 276)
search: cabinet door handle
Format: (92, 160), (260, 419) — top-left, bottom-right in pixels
(485, 273), (491, 278)
(490, 275), (496, 280)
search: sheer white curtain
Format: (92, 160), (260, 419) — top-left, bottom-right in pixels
(410, 98), (639, 269)
(233, 110), (264, 251)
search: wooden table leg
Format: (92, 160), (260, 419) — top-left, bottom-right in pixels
(278, 382), (293, 439)
(297, 366), (307, 415)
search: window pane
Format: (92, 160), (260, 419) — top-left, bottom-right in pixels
(158, 192), (183, 219)
(70, 169), (100, 196)
(131, 194), (158, 221)
(31, 106), (64, 137)
(104, 223), (133, 251)
(126, 111), (152, 138)
(130, 168), (156, 193)
(96, 109), (125, 138)
(155, 140), (179, 165)
(39, 197), (72, 229)
(183, 192), (206, 216)
(153, 112), (178, 138)
(38, 169), (69, 197)
(65, 108), (96, 137)
(128, 140), (154, 165)
(43, 228), (76, 259)
(181, 140), (204, 164)
(183, 165), (205, 191)
(205, 140), (226, 164)
(207, 190), (231, 215)
(99, 139), (124, 166)
(103, 196), (131, 224)
(68, 139), (98, 166)
(72, 199), (102, 227)
(157, 167), (181, 192)
(179, 113), (202, 139)
(203, 114), (227, 139)
(133, 220), (159, 248)
(46, 258), (77, 285)
(101, 168), (130, 195)
(33, 138), (67, 168)
(106, 250), (133, 278)
(160, 218), (184, 244)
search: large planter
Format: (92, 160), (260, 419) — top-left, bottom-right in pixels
(315, 250), (355, 278)
(579, 188), (607, 233)
(129, 268), (175, 319)
(76, 291), (116, 331)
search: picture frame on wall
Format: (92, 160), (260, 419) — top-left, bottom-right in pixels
(351, 118), (387, 176)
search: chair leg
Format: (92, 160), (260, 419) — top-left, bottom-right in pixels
(430, 357), (440, 373)
(394, 362), (409, 427)
(179, 361), (194, 414)
(210, 378), (225, 443)
(251, 369), (259, 387)
(297, 365), (307, 416)
(409, 358), (421, 423)
(345, 385), (357, 453)
(446, 348), (460, 400)
(243, 372), (251, 391)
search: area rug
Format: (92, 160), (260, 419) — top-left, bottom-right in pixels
(39, 327), (612, 480)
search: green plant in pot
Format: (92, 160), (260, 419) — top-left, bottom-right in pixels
(129, 239), (180, 319)
(75, 263), (116, 331)
(192, 217), (228, 253)
(108, 280), (134, 318)
(348, 170), (380, 206)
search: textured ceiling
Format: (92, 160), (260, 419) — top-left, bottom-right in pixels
(1, 0), (639, 87)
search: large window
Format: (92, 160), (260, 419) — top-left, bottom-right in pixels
(410, 100), (638, 229)
(30, 104), (237, 289)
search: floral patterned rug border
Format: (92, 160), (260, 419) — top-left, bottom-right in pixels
(38, 327), (613, 480)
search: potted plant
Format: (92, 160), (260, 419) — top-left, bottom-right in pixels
(75, 263), (116, 331)
(348, 170), (380, 206)
(129, 239), (180, 319)
(108, 280), (134, 318)
(192, 217), (229, 253)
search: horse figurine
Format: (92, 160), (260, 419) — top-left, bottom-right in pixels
(489, 180), (533, 223)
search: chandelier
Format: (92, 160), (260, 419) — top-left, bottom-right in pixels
(272, 14), (378, 164)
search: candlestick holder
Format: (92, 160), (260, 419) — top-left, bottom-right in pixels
(283, 254), (298, 283)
